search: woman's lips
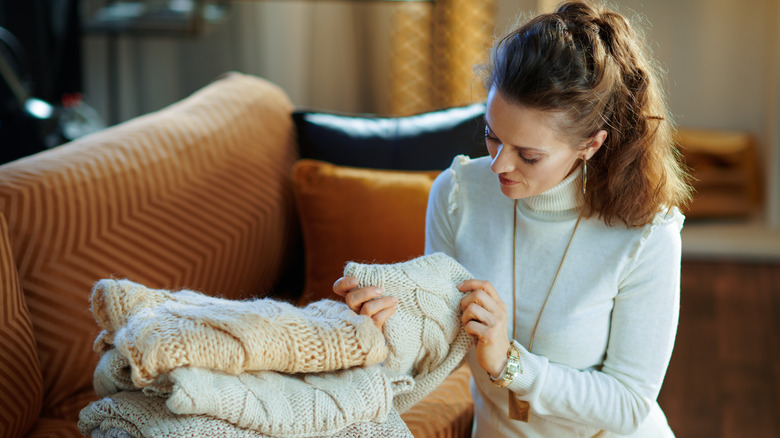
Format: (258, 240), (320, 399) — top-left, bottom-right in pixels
(498, 175), (520, 186)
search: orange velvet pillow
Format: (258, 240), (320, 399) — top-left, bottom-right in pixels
(292, 159), (441, 306)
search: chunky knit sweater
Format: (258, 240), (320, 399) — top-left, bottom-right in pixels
(345, 252), (473, 412)
(86, 350), (414, 437)
(426, 156), (683, 437)
(91, 279), (387, 387)
(80, 390), (413, 438)
(81, 253), (472, 438)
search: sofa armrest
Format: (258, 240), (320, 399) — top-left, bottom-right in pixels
(0, 213), (43, 437)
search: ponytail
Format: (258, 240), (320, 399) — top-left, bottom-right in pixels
(484, 1), (692, 227)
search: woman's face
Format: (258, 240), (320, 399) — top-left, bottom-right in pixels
(485, 87), (602, 200)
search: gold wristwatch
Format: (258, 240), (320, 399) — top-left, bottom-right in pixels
(490, 343), (521, 388)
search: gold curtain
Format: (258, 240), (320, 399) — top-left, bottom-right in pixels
(390, 0), (496, 116)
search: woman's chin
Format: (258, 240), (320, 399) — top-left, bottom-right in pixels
(499, 184), (530, 200)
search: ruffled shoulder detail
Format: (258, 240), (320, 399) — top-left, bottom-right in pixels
(626, 206), (685, 269)
(446, 155), (471, 215)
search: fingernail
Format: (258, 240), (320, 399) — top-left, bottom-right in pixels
(374, 287), (382, 295)
(456, 281), (464, 289)
(391, 296), (398, 303)
(347, 278), (358, 286)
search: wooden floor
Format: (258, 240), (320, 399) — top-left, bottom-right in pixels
(658, 260), (780, 438)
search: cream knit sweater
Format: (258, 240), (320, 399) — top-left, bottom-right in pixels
(344, 252), (473, 412)
(86, 350), (414, 437)
(80, 390), (413, 438)
(80, 253), (473, 438)
(91, 279), (387, 387)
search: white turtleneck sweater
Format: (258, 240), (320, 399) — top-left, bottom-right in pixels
(425, 155), (683, 437)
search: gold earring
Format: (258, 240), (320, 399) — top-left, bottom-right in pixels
(582, 157), (587, 195)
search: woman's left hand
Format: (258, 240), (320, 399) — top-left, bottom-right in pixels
(459, 279), (511, 378)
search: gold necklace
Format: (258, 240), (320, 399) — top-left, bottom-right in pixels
(508, 199), (585, 422)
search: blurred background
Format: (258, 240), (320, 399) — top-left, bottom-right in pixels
(0, 1), (778, 436)
(1, 0), (778, 233)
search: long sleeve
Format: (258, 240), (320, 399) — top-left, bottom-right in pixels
(505, 211), (683, 434)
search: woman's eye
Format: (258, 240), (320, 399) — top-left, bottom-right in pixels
(484, 129), (498, 142)
(484, 128), (541, 164)
(518, 151), (540, 165)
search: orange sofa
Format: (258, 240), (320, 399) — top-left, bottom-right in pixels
(0, 73), (474, 437)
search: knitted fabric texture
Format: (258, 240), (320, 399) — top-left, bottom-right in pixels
(88, 350), (413, 437)
(344, 252), (474, 413)
(91, 428), (134, 438)
(81, 253), (472, 436)
(91, 280), (215, 354)
(93, 349), (135, 397)
(90, 279), (387, 387)
(93, 349), (173, 399)
(79, 390), (413, 438)
(91, 279), (212, 337)
(165, 366), (413, 436)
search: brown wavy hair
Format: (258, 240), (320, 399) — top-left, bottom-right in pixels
(483, 0), (692, 227)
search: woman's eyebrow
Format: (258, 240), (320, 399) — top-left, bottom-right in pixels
(483, 118), (546, 153)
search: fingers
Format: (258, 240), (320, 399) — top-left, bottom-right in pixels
(458, 279), (506, 314)
(458, 279), (500, 300)
(334, 276), (382, 311)
(461, 298), (493, 327)
(458, 279), (508, 344)
(456, 279), (511, 376)
(461, 294), (497, 348)
(463, 320), (500, 345)
(359, 295), (397, 318)
(357, 294), (397, 332)
(332, 277), (396, 331)
(344, 286), (383, 313)
(459, 289), (494, 313)
(332, 277), (358, 297)
(369, 304), (397, 331)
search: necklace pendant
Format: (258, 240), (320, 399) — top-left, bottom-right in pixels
(508, 391), (530, 422)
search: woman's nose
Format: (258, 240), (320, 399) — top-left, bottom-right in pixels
(490, 144), (514, 174)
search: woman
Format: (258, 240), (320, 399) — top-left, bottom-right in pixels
(334, 1), (691, 436)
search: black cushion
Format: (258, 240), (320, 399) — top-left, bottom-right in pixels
(292, 103), (488, 171)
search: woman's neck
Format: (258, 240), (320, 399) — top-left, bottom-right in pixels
(520, 167), (583, 215)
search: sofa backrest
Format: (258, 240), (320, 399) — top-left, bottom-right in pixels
(0, 72), (299, 417)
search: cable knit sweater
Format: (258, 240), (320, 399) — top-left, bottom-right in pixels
(80, 390), (413, 438)
(344, 253), (473, 412)
(80, 253), (473, 438)
(425, 155), (683, 437)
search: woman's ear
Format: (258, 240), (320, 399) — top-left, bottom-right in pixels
(584, 129), (607, 160)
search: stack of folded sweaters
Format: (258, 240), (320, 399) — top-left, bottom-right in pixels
(79, 253), (473, 438)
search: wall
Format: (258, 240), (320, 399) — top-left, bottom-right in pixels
(82, 0), (779, 227)
(82, 1), (395, 122)
(769, 1), (780, 229)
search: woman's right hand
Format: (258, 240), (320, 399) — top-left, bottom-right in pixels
(333, 277), (397, 331)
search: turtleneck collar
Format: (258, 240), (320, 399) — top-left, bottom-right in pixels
(519, 167), (583, 216)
